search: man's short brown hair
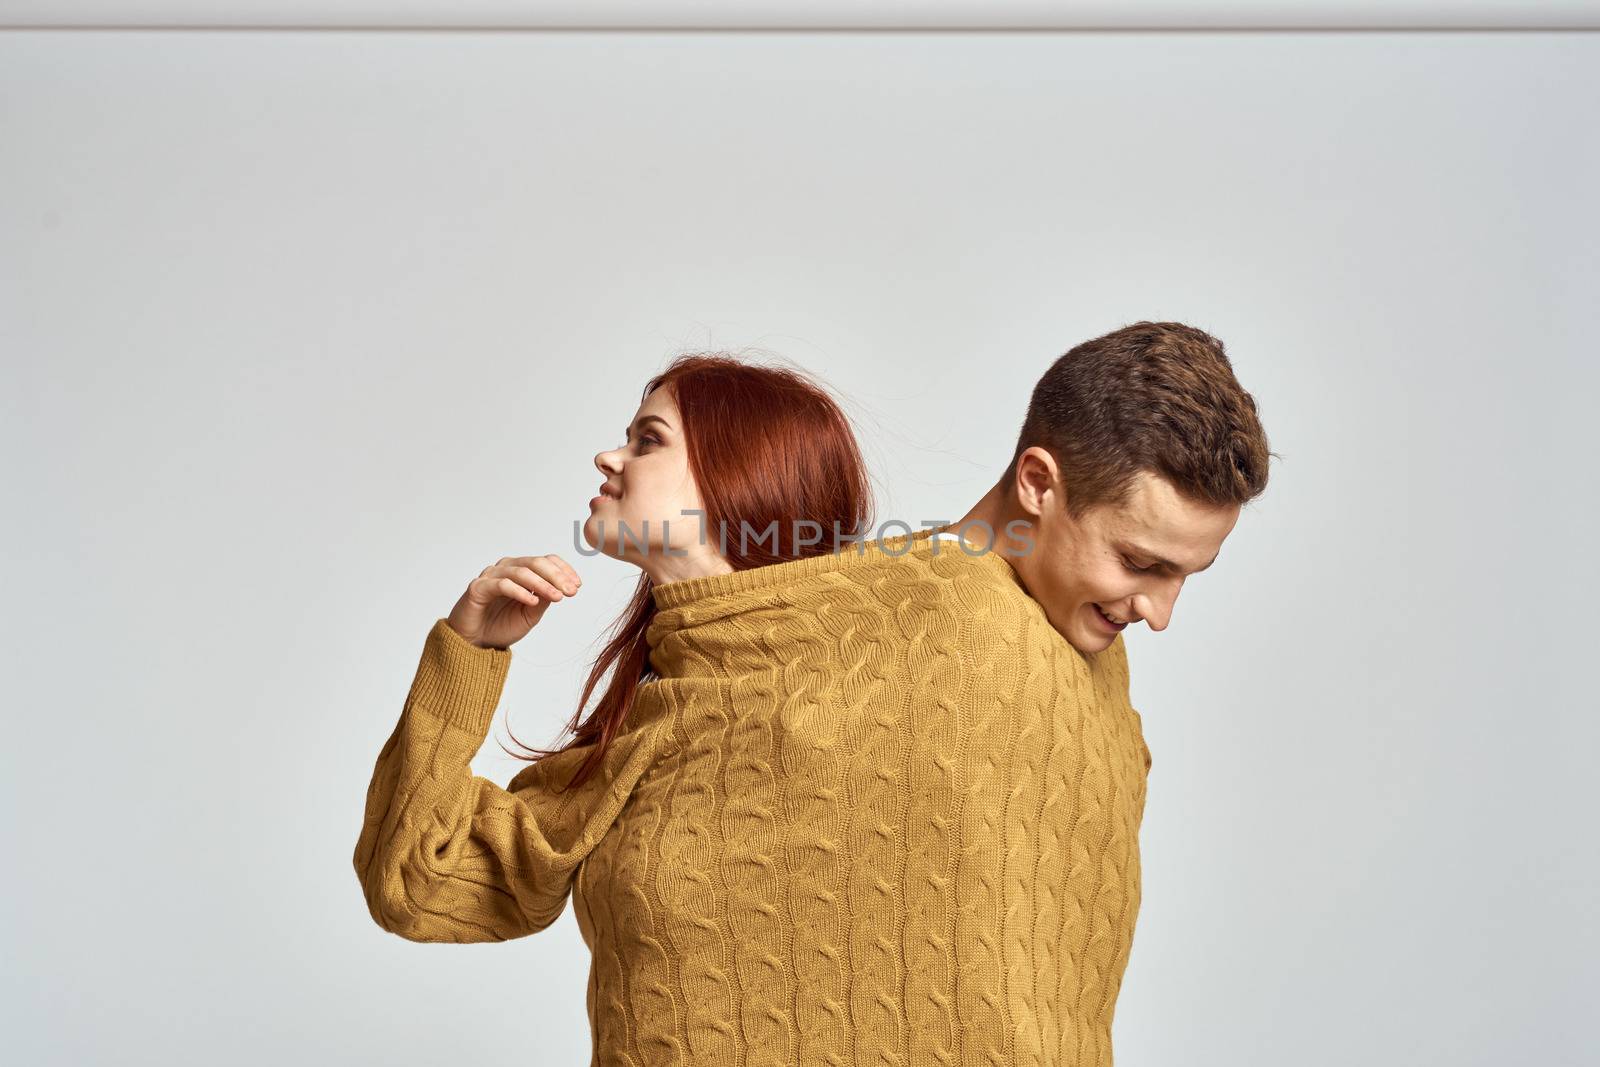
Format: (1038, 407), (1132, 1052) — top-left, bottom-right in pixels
(1004, 321), (1274, 518)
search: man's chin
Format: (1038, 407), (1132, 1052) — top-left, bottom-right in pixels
(1060, 609), (1121, 655)
(1035, 606), (1102, 655)
(1065, 631), (1115, 656)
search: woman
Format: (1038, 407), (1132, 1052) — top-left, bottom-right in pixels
(351, 348), (874, 948)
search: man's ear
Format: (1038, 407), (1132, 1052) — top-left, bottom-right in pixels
(1013, 446), (1059, 517)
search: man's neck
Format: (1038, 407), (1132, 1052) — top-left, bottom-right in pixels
(950, 482), (1030, 560)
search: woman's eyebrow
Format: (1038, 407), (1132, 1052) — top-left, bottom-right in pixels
(626, 414), (673, 437)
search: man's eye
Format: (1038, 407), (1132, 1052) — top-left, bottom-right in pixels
(1122, 558), (1151, 574)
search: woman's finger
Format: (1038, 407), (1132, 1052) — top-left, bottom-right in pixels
(504, 564), (568, 603)
(506, 555), (579, 594)
(494, 576), (542, 608)
(529, 558), (577, 595)
(468, 573), (541, 608)
(474, 566), (560, 604)
(547, 554), (581, 588)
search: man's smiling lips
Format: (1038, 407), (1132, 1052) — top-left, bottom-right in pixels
(1094, 603), (1129, 631)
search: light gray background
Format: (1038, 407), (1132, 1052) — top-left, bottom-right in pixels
(3, 21), (1595, 1067)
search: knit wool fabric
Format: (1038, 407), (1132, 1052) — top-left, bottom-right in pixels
(354, 525), (1153, 1066)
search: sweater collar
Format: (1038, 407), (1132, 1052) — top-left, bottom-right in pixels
(643, 523), (1029, 671)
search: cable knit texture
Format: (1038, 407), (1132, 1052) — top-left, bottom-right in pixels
(353, 525), (1153, 1066)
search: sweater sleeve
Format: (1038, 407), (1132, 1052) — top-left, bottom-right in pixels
(352, 618), (659, 944)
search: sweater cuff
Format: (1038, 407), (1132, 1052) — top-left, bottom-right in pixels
(406, 618), (512, 736)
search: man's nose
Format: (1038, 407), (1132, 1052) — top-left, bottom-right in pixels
(1139, 590), (1176, 632)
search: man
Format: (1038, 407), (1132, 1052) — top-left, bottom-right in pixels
(939, 320), (1270, 652)
(909, 319), (1271, 1062)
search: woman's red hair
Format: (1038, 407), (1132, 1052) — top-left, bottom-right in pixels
(503, 352), (873, 791)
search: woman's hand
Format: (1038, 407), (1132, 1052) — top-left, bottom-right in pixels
(446, 554), (582, 650)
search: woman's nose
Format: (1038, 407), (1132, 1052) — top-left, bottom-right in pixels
(595, 449), (620, 474)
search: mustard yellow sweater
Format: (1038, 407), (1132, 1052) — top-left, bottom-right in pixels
(354, 525), (1153, 1066)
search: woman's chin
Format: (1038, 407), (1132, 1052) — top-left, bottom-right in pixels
(579, 517), (606, 555)
(585, 520), (635, 563)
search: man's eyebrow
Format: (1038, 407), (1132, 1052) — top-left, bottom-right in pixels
(1125, 541), (1220, 574)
